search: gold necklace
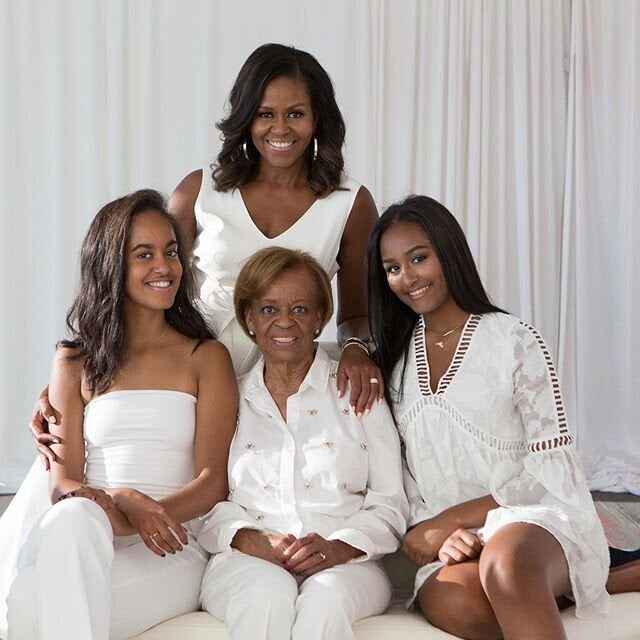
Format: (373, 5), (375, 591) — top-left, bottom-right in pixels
(425, 317), (468, 349)
(150, 327), (169, 343)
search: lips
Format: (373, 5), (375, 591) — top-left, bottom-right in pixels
(266, 140), (294, 150)
(146, 280), (172, 290)
(408, 284), (431, 299)
(271, 336), (297, 344)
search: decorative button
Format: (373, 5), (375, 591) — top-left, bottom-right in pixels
(340, 482), (349, 490)
(245, 442), (255, 450)
(255, 513), (264, 521)
(360, 442), (368, 451)
(324, 441), (336, 449)
(304, 481), (313, 490)
(342, 408), (350, 416)
(307, 409), (318, 416)
(329, 371), (338, 379)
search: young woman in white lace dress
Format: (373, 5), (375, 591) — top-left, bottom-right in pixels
(366, 195), (612, 640)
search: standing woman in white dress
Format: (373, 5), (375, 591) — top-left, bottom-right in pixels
(366, 195), (612, 640)
(6, 190), (238, 639)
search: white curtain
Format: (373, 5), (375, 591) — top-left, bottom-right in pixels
(1, 0), (637, 492)
(560, 0), (640, 492)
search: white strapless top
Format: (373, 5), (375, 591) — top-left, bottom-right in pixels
(83, 390), (196, 500)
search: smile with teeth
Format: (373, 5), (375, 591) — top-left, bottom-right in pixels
(146, 280), (172, 289)
(272, 336), (296, 344)
(267, 140), (294, 149)
(408, 284), (431, 299)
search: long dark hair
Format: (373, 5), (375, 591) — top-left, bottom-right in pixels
(60, 189), (214, 395)
(212, 43), (346, 197)
(367, 195), (504, 403)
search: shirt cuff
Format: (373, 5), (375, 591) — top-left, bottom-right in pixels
(327, 528), (374, 562)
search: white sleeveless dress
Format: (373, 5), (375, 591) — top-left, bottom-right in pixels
(193, 169), (361, 374)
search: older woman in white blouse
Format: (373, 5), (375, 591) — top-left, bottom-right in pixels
(197, 247), (408, 640)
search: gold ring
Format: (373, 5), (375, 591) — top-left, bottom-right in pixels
(318, 551), (327, 562)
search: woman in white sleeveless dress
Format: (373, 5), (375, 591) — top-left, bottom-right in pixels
(5, 190), (237, 639)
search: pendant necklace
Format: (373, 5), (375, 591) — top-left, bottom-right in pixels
(425, 317), (468, 349)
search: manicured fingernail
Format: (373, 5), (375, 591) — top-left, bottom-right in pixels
(378, 398), (383, 404)
(364, 408), (370, 416)
(357, 412), (362, 419)
(48, 416), (57, 423)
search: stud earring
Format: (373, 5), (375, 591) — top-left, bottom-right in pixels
(313, 327), (321, 337)
(248, 329), (255, 337)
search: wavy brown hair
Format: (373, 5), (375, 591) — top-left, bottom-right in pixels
(60, 189), (214, 395)
(213, 43), (346, 197)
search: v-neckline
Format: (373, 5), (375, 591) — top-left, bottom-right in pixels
(414, 314), (481, 396)
(237, 188), (319, 241)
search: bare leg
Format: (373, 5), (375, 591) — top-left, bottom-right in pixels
(479, 523), (571, 640)
(607, 558), (640, 594)
(417, 561), (502, 640)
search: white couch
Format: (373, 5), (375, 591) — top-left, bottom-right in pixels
(133, 551), (640, 640)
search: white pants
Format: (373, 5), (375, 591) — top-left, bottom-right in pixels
(200, 551), (392, 640)
(7, 497), (208, 640)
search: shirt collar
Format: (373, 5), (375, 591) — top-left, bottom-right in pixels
(240, 345), (335, 400)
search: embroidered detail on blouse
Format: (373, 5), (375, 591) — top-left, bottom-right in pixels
(517, 320), (569, 436)
(307, 409), (318, 416)
(398, 395), (528, 453)
(360, 443), (368, 451)
(304, 481), (313, 490)
(324, 441), (336, 449)
(528, 434), (574, 452)
(342, 408), (350, 416)
(414, 314), (481, 396)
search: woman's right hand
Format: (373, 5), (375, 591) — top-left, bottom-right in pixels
(401, 513), (457, 567)
(112, 489), (188, 557)
(28, 385), (59, 470)
(231, 529), (297, 566)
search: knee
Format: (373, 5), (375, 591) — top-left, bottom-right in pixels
(39, 498), (112, 550)
(418, 581), (500, 640)
(480, 545), (536, 597)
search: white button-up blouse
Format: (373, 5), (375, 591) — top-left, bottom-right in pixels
(198, 346), (408, 561)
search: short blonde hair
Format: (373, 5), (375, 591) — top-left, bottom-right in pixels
(234, 247), (334, 340)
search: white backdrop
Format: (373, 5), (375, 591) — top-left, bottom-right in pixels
(1, 0), (638, 492)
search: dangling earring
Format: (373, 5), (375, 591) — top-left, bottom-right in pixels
(242, 141), (251, 162)
(312, 137), (318, 162)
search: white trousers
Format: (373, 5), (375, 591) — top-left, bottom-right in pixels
(7, 497), (208, 640)
(200, 551), (392, 640)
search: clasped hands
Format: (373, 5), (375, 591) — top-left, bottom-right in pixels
(232, 529), (361, 577)
(401, 513), (483, 568)
(58, 486), (188, 558)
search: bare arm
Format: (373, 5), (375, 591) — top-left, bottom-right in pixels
(334, 186), (383, 413)
(167, 169), (203, 250)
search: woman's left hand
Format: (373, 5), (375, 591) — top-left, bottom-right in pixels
(438, 529), (483, 565)
(336, 345), (384, 417)
(282, 532), (363, 576)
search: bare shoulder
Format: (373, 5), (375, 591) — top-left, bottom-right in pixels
(344, 185), (378, 236)
(51, 345), (85, 379)
(169, 169), (203, 207)
(191, 338), (234, 373)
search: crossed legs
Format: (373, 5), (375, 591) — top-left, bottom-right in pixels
(417, 523), (572, 640)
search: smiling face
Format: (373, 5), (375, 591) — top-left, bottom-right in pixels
(244, 268), (323, 366)
(380, 221), (453, 317)
(250, 75), (316, 172)
(124, 210), (182, 312)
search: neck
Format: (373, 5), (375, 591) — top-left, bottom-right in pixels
(263, 350), (316, 397)
(123, 306), (170, 348)
(423, 302), (469, 335)
(256, 160), (310, 189)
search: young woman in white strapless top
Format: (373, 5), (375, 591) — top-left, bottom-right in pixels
(5, 190), (238, 640)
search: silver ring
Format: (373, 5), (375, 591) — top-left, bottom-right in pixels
(318, 551), (327, 562)
(151, 532), (160, 539)
(369, 378), (379, 384)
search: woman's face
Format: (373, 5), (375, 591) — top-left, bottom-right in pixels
(124, 210), (182, 312)
(379, 221), (452, 317)
(250, 75), (316, 172)
(245, 268), (323, 366)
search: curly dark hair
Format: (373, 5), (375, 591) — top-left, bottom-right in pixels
(60, 189), (214, 395)
(212, 43), (346, 197)
(367, 195), (505, 406)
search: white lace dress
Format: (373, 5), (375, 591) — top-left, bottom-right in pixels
(392, 312), (610, 618)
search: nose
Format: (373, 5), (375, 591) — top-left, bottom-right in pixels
(152, 255), (171, 274)
(274, 307), (295, 326)
(270, 114), (290, 135)
(401, 264), (418, 288)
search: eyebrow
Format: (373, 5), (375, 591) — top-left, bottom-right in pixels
(381, 244), (431, 263)
(257, 103), (307, 110)
(130, 240), (178, 253)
